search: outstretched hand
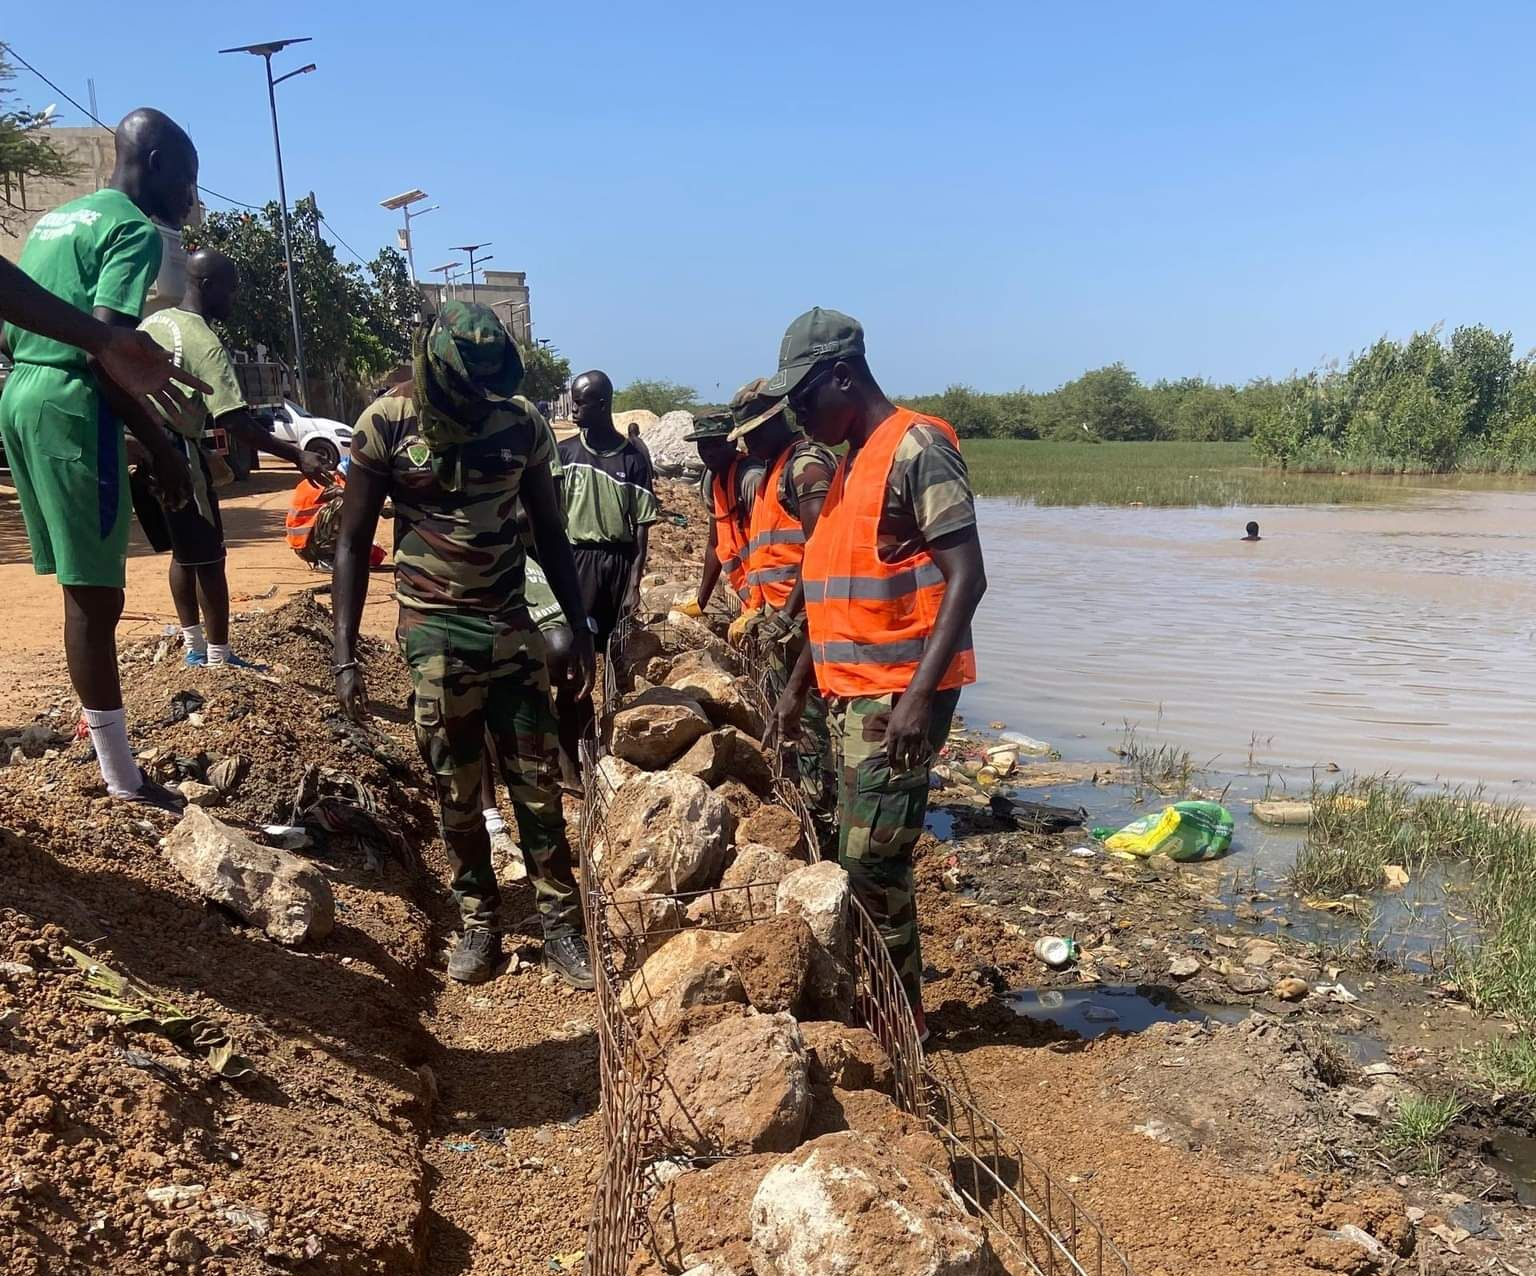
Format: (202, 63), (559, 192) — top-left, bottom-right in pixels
(97, 327), (212, 409)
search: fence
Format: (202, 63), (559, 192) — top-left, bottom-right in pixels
(580, 616), (1133, 1276)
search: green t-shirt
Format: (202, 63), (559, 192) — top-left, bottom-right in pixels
(139, 307), (247, 437)
(350, 393), (557, 618)
(555, 433), (660, 545)
(3, 188), (163, 374)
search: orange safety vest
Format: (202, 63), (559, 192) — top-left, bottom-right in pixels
(711, 459), (752, 602)
(800, 408), (977, 698)
(743, 444), (809, 610)
(285, 473), (344, 552)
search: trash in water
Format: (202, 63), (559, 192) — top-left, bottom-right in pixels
(1034, 936), (1077, 969)
(1382, 864), (1411, 890)
(990, 796), (1088, 833)
(1092, 801), (1234, 862)
(999, 731), (1053, 756)
(1303, 895), (1369, 915)
(1313, 982), (1359, 1004)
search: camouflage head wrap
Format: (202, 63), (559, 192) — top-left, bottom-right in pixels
(413, 301), (524, 487)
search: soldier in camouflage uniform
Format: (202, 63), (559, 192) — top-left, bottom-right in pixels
(331, 302), (597, 987)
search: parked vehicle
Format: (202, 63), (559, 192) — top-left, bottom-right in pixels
(266, 399), (353, 470)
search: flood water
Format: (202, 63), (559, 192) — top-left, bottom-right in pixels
(966, 486), (1536, 802)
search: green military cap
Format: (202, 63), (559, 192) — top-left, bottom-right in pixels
(726, 376), (789, 442)
(760, 307), (865, 400)
(683, 410), (735, 442)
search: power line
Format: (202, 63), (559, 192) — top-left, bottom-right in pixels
(6, 43), (378, 265)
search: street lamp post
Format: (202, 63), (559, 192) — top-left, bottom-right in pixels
(219, 36), (316, 407)
(430, 261), (464, 310)
(452, 242), (491, 303)
(380, 188), (436, 316)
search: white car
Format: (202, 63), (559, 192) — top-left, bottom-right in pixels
(267, 399), (353, 469)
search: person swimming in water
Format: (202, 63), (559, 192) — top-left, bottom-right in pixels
(1242, 521), (1261, 541)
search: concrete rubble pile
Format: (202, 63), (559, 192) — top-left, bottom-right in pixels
(593, 569), (998, 1276)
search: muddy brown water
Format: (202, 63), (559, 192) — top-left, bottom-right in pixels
(968, 486), (1536, 801)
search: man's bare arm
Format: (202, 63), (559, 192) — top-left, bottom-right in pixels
(331, 463), (390, 721)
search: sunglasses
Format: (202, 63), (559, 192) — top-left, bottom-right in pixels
(788, 361), (838, 414)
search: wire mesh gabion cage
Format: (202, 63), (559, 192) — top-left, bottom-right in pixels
(579, 616), (1133, 1276)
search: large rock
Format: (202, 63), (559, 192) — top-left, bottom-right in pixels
(163, 807), (334, 946)
(594, 771), (729, 895)
(806, 1088), (951, 1178)
(666, 646), (743, 683)
(594, 754), (642, 802)
(739, 804), (804, 857)
(665, 665), (762, 736)
(615, 626), (666, 677)
(685, 843), (795, 926)
(605, 887), (684, 965)
(663, 610), (728, 657)
(800, 1021), (894, 1094)
(648, 410), (704, 479)
(622, 928), (743, 1017)
(730, 915), (814, 1014)
(674, 728), (775, 795)
(627, 1154), (780, 1276)
(612, 688), (712, 769)
(657, 1012), (810, 1156)
(776, 862), (851, 957)
(750, 1131), (990, 1276)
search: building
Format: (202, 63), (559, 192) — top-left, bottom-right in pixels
(1, 125), (192, 314)
(416, 268), (532, 344)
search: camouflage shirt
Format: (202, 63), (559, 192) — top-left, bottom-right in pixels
(877, 420), (977, 562)
(776, 438), (838, 521)
(350, 393), (556, 617)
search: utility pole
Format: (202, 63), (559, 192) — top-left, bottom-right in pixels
(452, 242), (491, 303)
(380, 188), (436, 318)
(219, 37), (316, 407)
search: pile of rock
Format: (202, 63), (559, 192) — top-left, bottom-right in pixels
(591, 608), (996, 1275)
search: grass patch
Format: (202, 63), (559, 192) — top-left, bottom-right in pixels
(1291, 778), (1536, 1024)
(960, 440), (1382, 507)
(1466, 1035), (1536, 1096)
(1382, 1093), (1465, 1157)
(1113, 725), (1195, 795)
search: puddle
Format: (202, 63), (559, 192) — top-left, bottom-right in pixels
(1488, 1132), (1536, 1207)
(1005, 983), (1249, 1040)
(925, 808), (956, 841)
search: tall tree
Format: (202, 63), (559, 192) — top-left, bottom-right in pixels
(0, 46), (79, 235)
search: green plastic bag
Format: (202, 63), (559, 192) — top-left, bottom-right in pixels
(1091, 800), (1235, 862)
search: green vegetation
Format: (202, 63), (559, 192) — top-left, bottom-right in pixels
(615, 378), (698, 416)
(1291, 778), (1536, 1025)
(1466, 1035), (1536, 1096)
(0, 47), (79, 237)
(1382, 1093), (1464, 1166)
(1252, 325), (1536, 474)
(960, 440), (1379, 507)
(519, 342), (572, 404)
(1114, 725), (1196, 794)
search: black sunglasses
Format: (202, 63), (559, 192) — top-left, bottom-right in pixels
(788, 361), (838, 412)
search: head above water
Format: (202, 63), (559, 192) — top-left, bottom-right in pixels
(570, 370), (615, 436)
(1244, 521), (1261, 541)
(184, 249), (239, 322)
(112, 108), (199, 228)
(760, 307), (891, 449)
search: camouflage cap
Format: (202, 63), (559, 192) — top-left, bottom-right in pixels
(429, 299), (524, 402)
(726, 377), (789, 442)
(684, 410), (736, 442)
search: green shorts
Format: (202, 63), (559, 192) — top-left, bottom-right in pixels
(0, 364), (130, 588)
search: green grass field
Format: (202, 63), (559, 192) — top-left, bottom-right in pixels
(959, 440), (1382, 507)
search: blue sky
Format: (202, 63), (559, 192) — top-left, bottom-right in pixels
(7, 3), (1536, 397)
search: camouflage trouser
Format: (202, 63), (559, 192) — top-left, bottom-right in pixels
(829, 688), (961, 1004)
(398, 607), (581, 940)
(764, 630), (836, 847)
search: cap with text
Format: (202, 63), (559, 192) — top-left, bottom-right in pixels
(760, 307), (865, 400)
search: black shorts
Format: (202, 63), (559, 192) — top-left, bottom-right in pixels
(167, 450), (226, 567)
(571, 541), (636, 645)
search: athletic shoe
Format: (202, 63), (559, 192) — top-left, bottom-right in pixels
(544, 934), (596, 991)
(211, 652), (269, 672)
(447, 928), (501, 984)
(184, 649), (208, 668)
(115, 772), (187, 815)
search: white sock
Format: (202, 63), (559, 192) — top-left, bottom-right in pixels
(182, 624), (207, 655)
(208, 643), (231, 666)
(84, 707), (141, 798)
(484, 807), (507, 835)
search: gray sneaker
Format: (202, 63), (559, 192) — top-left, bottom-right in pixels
(543, 934), (595, 991)
(447, 928), (501, 984)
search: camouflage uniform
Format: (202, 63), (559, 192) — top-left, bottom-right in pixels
(351, 386), (579, 939)
(829, 687), (961, 1003)
(762, 624), (836, 845)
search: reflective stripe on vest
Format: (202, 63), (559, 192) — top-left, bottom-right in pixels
(711, 461), (752, 601)
(743, 444), (808, 610)
(799, 408), (977, 698)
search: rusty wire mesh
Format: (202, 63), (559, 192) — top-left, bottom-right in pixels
(581, 615), (1133, 1275)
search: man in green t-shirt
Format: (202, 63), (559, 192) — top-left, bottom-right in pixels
(331, 303), (597, 988)
(0, 108), (198, 813)
(141, 248), (332, 669)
